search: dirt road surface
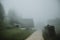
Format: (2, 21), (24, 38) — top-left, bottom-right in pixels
(25, 30), (44, 40)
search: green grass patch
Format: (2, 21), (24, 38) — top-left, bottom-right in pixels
(0, 28), (34, 40)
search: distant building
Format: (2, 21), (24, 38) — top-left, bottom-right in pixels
(20, 19), (34, 28)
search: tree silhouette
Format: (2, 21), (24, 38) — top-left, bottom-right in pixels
(48, 18), (60, 34)
(0, 2), (5, 30)
(8, 9), (20, 27)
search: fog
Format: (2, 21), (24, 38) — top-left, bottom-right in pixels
(1, 0), (60, 30)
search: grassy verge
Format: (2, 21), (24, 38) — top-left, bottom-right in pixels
(0, 28), (34, 40)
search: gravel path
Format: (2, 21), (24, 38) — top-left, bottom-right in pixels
(25, 30), (44, 40)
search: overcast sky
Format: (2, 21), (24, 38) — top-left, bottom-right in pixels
(1, 0), (59, 29)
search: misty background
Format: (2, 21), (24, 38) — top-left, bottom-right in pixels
(0, 0), (60, 40)
(1, 0), (60, 30)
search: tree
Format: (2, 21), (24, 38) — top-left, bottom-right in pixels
(0, 2), (5, 30)
(48, 18), (60, 34)
(0, 2), (5, 40)
(8, 9), (20, 27)
(42, 25), (56, 40)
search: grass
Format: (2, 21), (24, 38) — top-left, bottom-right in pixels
(0, 28), (34, 40)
